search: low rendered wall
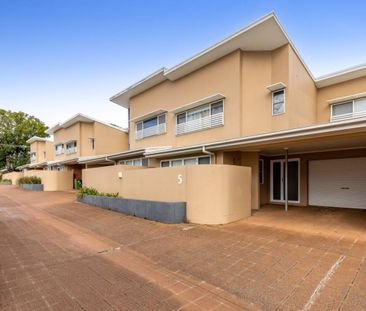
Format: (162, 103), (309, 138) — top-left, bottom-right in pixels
(24, 170), (73, 191)
(2, 172), (23, 184)
(82, 164), (251, 224)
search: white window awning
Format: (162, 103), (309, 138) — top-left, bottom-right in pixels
(327, 92), (366, 105)
(170, 93), (225, 114)
(130, 109), (167, 122)
(266, 82), (286, 92)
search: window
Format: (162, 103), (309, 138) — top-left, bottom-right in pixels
(272, 90), (285, 115)
(55, 143), (64, 155)
(119, 158), (148, 167)
(259, 159), (264, 184)
(135, 114), (166, 139)
(331, 96), (366, 121)
(30, 152), (36, 162)
(176, 100), (224, 135)
(66, 141), (77, 154)
(160, 156), (211, 167)
(90, 138), (95, 150)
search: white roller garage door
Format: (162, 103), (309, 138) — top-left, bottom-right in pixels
(309, 157), (366, 209)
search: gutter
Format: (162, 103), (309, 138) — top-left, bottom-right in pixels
(202, 146), (216, 163)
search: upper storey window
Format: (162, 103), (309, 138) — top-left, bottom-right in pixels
(30, 152), (36, 163)
(66, 141), (77, 154)
(272, 90), (285, 116)
(176, 100), (224, 135)
(135, 114), (166, 140)
(55, 143), (64, 156)
(331, 97), (366, 122)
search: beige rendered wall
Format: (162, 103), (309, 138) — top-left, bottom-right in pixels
(93, 122), (129, 155)
(2, 172), (24, 184)
(53, 123), (81, 161)
(317, 76), (366, 123)
(24, 170), (73, 191)
(82, 164), (251, 224)
(129, 50), (242, 149)
(79, 123), (95, 157)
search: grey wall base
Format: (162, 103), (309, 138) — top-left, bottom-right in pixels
(20, 184), (44, 191)
(78, 195), (186, 224)
(0, 182), (12, 185)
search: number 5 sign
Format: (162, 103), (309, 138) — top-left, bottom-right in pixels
(177, 174), (183, 185)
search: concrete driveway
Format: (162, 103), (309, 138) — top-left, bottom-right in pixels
(1, 186), (366, 310)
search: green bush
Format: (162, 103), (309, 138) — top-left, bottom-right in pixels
(0, 179), (12, 183)
(18, 176), (42, 185)
(77, 187), (119, 198)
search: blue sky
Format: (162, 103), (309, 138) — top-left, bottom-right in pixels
(1, 0), (366, 128)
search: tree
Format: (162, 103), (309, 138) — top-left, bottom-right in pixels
(0, 109), (48, 170)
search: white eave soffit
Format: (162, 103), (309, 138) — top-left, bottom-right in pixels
(170, 93), (225, 114)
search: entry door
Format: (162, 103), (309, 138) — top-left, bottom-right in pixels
(270, 159), (300, 203)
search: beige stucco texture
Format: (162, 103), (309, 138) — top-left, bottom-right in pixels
(24, 170), (73, 191)
(2, 172), (24, 184)
(82, 164), (252, 224)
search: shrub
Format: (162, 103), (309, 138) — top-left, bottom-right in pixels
(0, 179), (12, 183)
(77, 187), (119, 198)
(18, 176), (42, 185)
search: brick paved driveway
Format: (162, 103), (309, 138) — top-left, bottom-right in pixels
(1, 186), (366, 310)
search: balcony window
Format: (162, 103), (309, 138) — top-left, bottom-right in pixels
(135, 114), (166, 140)
(55, 143), (64, 156)
(331, 97), (366, 121)
(66, 141), (77, 154)
(160, 156), (211, 167)
(176, 100), (224, 135)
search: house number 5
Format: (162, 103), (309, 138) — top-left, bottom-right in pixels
(177, 174), (183, 185)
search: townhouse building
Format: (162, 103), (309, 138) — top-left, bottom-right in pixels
(104, 13), (366, 212)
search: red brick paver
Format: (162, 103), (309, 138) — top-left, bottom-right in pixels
(1, 186), (366, 310)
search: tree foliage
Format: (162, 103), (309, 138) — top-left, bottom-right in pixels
(0, 109), (48, 170)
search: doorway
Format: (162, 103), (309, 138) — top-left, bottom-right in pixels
(270, 159), (300, 203)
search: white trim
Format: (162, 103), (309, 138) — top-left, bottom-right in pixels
(130, 109), (167, 122)
(272, 89), (286, 116)
(26, 136), (53, 144)
(270, 158), (300, 204)
(330, 96), (366, 122)
(327, 92), (366, 105)
(170, 93), (225, 114)
(266, 82), (286, 92)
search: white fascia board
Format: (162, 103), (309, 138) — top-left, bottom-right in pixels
(170, 93), (225, 114)
(315, 63), (366, 88)
(130, 109), (167, 122)
(327, 92), (366, 105)
(110, 68), (167, 108)
(266, 82), (287, 92)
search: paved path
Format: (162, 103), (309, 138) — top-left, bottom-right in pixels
(1, 186), (366, 310)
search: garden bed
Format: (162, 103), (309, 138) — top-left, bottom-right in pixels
(77, 194), (186, 224)
(0, 181), (12, 185)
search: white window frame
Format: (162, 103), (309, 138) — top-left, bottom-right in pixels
(30, 152), (36, 162)
(175, 99), (224, 135)
(330, 97), (366, 122)
(65, 141), (77, 154)
(160, 155), (211, 167)
(135, 114), (166, 140)
(259, 159), (264, 185)
(272, 89), (286, 116)
(270, 158), (300, 204)
(119, 158), (148, 167)
(55, 143), (64, 156)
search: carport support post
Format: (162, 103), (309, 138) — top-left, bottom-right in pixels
(284, 148), (288, 212)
